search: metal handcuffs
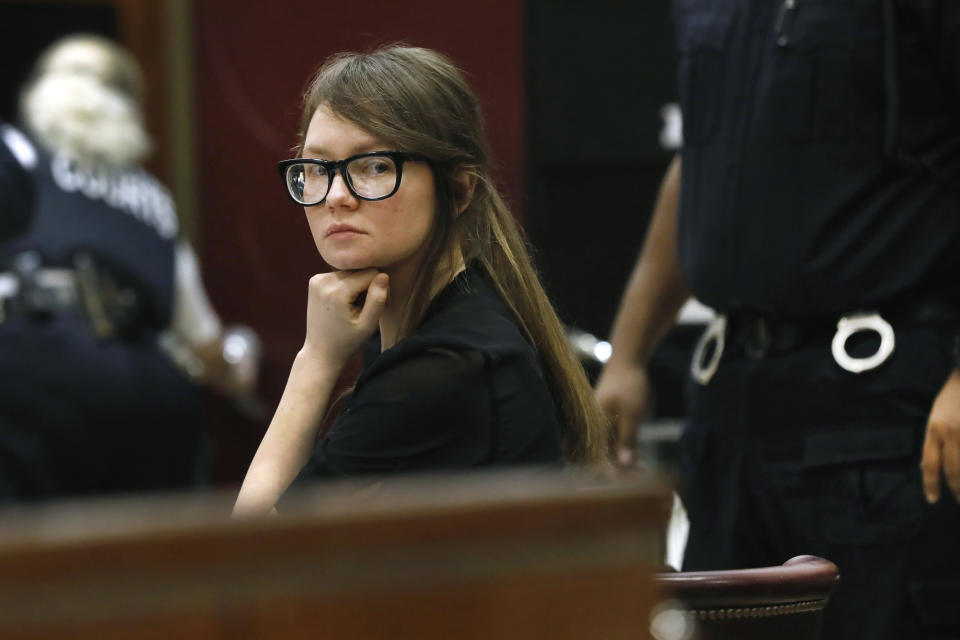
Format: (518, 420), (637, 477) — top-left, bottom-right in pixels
(830, 312), (895, 374)
(691, 315), (727, 385)
(690, 311), (895, 385)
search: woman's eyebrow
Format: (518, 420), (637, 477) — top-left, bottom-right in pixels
(302, 141), (389, 159)
(302, 144), (329, 158)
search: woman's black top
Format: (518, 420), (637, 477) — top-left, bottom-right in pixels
(298, 266), (564, 478)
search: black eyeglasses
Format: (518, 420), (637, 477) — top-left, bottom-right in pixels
(277, 151), (428, 206)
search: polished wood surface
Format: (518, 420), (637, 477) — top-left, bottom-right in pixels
(654, 556), (840, 640)
(0, 468), (670, 639)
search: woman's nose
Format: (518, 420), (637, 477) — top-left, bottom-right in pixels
(325, 170), (358, 208)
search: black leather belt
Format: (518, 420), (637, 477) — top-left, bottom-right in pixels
(729, 313), (821, 359)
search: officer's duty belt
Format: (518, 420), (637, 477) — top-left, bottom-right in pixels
(0, 269), (79, 318)
(731, 302), (960, 358)
(0, 253), (141, 339)
(691, 300), (960, 384)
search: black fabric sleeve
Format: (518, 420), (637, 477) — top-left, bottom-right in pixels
(0, 130), (33, 243)
(311, 348), (494, 476)
(942, 0), (960, 97)
(915, 0), (960, 100)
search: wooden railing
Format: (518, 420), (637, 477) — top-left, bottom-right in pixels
(0, 468), (671, 639)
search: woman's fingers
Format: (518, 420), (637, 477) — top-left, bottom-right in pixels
(356, 273), (389, 332)
(326, 268), (381, 308)
(303, 269), (387, 364)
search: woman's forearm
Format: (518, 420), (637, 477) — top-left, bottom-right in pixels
(233, 348), (338, 515)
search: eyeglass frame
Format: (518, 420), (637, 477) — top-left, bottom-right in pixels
(276, 151), (429, 206)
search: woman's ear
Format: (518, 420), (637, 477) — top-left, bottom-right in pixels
(452, 167), (478, 216)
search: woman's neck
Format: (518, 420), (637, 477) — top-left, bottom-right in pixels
(378, 252), (465, 350)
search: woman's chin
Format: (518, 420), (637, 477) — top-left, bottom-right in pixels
(321, 254), (376, 272)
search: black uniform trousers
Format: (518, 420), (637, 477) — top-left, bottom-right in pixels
(679, 323), (960, 640)
(0, 312), (207, 501)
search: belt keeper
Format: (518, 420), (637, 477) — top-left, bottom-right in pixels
(743, 315), (773, 359)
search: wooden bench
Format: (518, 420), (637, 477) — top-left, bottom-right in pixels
(0, 468), (671, 639)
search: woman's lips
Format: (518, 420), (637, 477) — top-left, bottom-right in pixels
(325, 224), (363, 237)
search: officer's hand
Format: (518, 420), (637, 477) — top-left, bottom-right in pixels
(303, 269), (389, 368)
(595, 359), (652, 467)
(921, 369), (960, 503)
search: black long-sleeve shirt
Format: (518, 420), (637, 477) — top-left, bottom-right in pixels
(297, 266), (564, 479)
(674, 0), (960, 316)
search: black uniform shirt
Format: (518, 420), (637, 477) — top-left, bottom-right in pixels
(674, 0), (960, 316)
(297, 266), (564, 479)
(2, 131), (178, 328)
(0, 125), (33, 242)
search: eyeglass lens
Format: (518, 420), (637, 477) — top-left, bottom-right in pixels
(286, 155), (400, 204)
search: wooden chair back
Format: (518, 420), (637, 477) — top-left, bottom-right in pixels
(652, 555), (840, 640)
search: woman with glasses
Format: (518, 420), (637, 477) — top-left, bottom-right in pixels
(234, 44), (608, 515)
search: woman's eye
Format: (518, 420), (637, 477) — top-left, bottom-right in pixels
(351, 156), (395, 176)
(305, 164), (326, 178)
(368, 160), (391, 175)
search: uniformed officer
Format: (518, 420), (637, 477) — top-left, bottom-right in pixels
(596, 2), (960, 638)
(0, 35), (258, 501)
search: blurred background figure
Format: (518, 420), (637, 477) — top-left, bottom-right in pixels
(0, 34), (258, 503)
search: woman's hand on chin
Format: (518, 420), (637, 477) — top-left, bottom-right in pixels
(302, 269), (389, 368)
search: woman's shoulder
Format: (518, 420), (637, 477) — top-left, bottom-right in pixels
(357, 266), (538, 389)
(363, 346), (487, 393)
(410, 267), (530, 355)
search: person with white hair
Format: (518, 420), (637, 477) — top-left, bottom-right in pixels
(0, 34), (258, 501)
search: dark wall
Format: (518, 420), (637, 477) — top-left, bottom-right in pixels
(0, 3), (118, 123)
(0, 1), (176, 189)
(526, 1), (677, 339)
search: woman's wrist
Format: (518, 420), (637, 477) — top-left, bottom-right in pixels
(287, 347), (342, 400)
(295, 342), (345, 375)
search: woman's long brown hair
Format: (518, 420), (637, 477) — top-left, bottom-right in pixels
(297, 44), (609, 465)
